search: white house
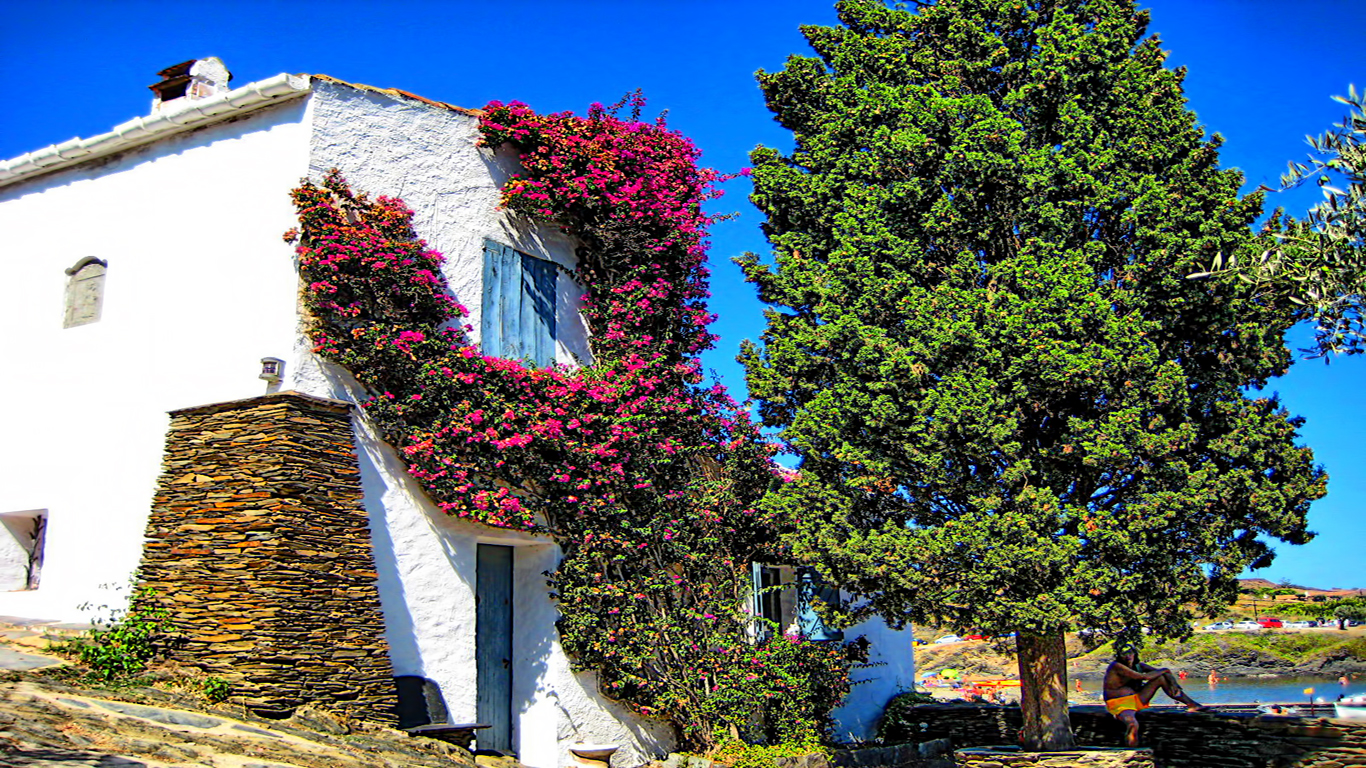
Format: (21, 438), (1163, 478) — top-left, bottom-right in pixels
(0, 59), (913, 765)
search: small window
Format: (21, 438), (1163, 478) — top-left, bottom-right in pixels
(0, 511), (46, 591)
(750, 564), (844, 642)
(795, 566), (845, 642)
(481, 241), (557, 366)
(63, 257), (107, 328)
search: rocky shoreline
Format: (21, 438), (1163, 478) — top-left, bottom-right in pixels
(915, 629), (1366, 682)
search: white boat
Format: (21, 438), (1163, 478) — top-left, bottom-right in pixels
(1334, 695), (1366, 720)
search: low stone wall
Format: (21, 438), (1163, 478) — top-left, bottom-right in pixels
(954, 746), (1154, 768)
(138, 391), (395, 723)
(826, 741), (953, 768)
(657, 741), (953, 768)
(889, 703), (1366, 767)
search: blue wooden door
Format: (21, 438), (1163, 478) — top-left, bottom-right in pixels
(476, 544), (514, 752)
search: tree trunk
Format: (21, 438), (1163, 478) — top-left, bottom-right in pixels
(1017, 630), (1075, 752)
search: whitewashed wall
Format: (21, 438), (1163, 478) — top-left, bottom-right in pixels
(0, 75), (911, 764)
(0, 100), (311, 622)
(831, 616), (916, 742)
(292, 81), (669, 768)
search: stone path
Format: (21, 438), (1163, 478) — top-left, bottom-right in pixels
(0, 680), (476, 767)
(0, 618), (475, 767)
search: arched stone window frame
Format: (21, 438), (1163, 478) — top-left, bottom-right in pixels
(63, 257), (107, 329)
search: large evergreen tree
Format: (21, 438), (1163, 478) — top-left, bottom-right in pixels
(742, 0), (1326, 750)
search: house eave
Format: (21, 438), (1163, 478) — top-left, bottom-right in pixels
(0, 73), (312, 190)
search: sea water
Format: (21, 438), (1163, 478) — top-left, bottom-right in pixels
(1074, 675), (1365, 705)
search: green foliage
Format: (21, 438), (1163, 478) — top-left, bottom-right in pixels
(287, 99), (860, 748)
(1308, 637), (1366, 663)
(202, 676), (231, 703)
(698, 636), (869, 746)
(1278, 600), (1331, 617)
(745, 0), (1322, 643)
(1200, 85), (1366, 356)
(1334, 600), (1366, 622)
(712, 736), (828, 768)
(1084, 631), (1366, 667)
(877, 691), (943, 744)
(59, 586), (169, 682)
(744, 0), (1325, 748)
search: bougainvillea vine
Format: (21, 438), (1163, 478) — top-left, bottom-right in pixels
(285, 95), (861, 749)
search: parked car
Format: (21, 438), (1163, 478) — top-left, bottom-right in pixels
(1233, 621), (1261, 630)
(963, 634), (986, 641)
(934, 635), (964, 644)
(1285, 620), (1317, 629)
(1258, 618), (1284, 629)
(1205, 621), (1234, 631)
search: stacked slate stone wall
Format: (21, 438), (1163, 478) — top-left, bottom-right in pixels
(954, 746), (1154, 768)
(889, 704), (1366, 767)
(138, 391), (395, 723)
(655, 741), (954, 768)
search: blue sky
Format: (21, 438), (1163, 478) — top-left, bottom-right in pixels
(1, 0), (1362, 590)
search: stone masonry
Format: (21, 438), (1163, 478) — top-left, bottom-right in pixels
(653, 741), (955, 768)
(889, 703), (1366, 768)
(954, 746), (1155, 768)
(138, 391), (396, 723)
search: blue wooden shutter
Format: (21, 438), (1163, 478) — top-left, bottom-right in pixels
(521, 253), (557, 367)
(483, 241), (557, 367)
(498, 244), (524, 361)
(481, 240), (513, 358)
(796, 566), (845, 641)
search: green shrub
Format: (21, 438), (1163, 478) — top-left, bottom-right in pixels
(202, 675), (231, 703)
(696, 635), (868, 747)
(58, 586), (169, 682)
(877, 690), (944, 744)
(711, 736), (828, 768)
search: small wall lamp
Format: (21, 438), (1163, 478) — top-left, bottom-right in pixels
(260, 357), (285, 383)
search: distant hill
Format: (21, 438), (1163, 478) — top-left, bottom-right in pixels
(1238, 577), (1364, 597)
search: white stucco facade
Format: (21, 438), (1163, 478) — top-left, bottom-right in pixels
(0, 93), (312, 623)
(0, 68), (913, 764)
(0, 71), (660, 766)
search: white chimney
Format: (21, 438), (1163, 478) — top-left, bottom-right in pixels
(148, 57), (232, 111)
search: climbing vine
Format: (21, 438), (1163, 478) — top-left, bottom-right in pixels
(285, 95), (860, 749)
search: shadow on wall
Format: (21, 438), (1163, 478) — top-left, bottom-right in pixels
(352, 418), (423, 695)
(564, 668), (677, 767)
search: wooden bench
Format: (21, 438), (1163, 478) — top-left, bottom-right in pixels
(395, 675), (491, 749)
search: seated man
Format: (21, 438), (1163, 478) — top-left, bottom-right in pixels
(1103, 644), (1209, 746)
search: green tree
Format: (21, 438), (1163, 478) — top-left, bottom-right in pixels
(1333, 599), (1366, 629)
(1202, 86), (1366, 357)
(741, 0), (1326, 750)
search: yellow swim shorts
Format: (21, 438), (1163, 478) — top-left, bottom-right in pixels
(1106, 694), (1148, 716)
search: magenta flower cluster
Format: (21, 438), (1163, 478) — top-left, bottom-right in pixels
(286, 95), (857, 748)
